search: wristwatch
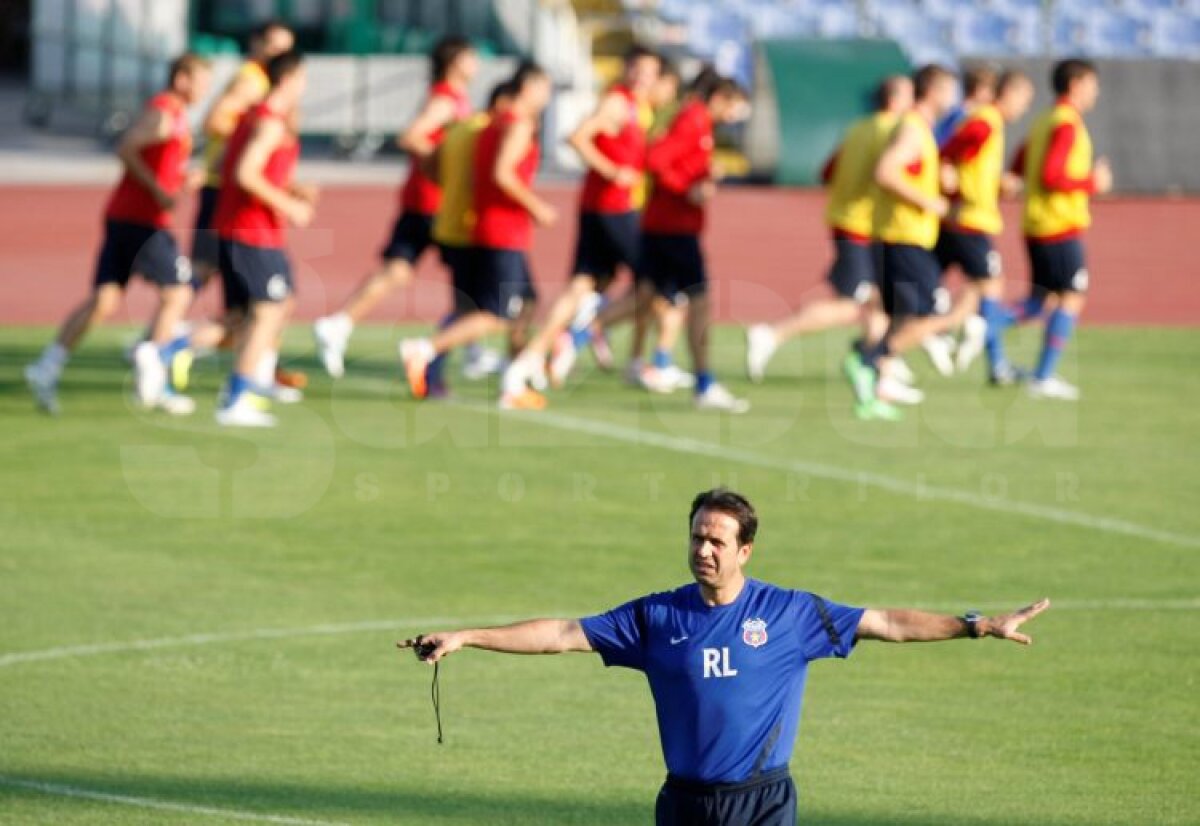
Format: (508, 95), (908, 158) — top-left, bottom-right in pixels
(962, 611), (984, 639)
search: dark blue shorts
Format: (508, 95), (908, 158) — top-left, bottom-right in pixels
(439, 243), (479, 315)
(94, 220), (190, 289)
(879, 242), (942, 318)
(640, 232), (707, 304)
(190, 185), (221, 272)
(655, 767), (797, 826)
(471, 247), (537, 320)
(936, 229), (1000, 280)
(571, 210), (641, 289)
(1026, 236), (1089, 295)
(218, 239), (294, 306)
(381, 211), (435, 264)
(827, 238), (877, 302)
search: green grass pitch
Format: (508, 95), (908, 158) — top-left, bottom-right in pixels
(1, 323), (1197, 825)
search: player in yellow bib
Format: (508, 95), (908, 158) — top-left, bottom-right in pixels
(997, 59), (1111, 401)
(934, 71), (1033, 381)
(744, 75), (911, 384)
(843, 64), (958, 420)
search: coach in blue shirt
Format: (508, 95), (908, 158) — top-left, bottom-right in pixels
(401, 489), (1049, 826)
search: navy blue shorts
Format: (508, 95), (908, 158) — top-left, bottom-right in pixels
(381, 211), (435, 264)
(190, 185), (221, 273)
(827, 237), (877, 303)
(439, 243), (479, 315)
(936, 229), (1000, 280)
(655, 767), (797, 826)
(94, 220), (190, 289)
(640, 232), (707, 304)
(879, 242), (942, 318)
(471, 247), (537, 320)
(571, 210), (641, 289)
(218, 239), (294, 306)
(1026, 236), (1089, 295)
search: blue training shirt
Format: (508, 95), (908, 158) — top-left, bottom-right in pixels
(580, 578), (864, 784)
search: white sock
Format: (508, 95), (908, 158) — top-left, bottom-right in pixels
(255, 350), (278, 388)
(40, 343), (69, 376)
(501, 357), (529, 397)
(332, 312), (353, 335)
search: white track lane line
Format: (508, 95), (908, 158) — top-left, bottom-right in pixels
(453, 402), (1200, 550)
(1, 601), (1196, 671)
(0, 776), (349, 825)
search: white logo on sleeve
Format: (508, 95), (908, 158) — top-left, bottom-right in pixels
(702, 647), (738, 679)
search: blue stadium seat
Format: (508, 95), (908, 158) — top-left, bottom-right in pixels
(952, 7), (1043, 56)
(1087, 9), (1156, 56)
(1149, 9), (1200, 57)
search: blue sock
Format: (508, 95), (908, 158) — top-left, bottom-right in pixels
(158, 334), (190, 364)
(1018, 294), (1046, 323)
(979, 297), (1008, 370)
(226, 373), (252, 405)
(1034, 309), (1076, 381)
(696, 370), (714, 394)
(652, 348), (672, 369)
(570, 324), (591, 349)
(426, 312), (457, 389)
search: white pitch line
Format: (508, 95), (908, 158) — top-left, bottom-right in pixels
(459, 403), (1200, 550)
(0, 776), (348, 825)
(1, 600), (1196, 672)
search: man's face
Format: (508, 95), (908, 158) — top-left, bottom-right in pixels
(930, 75), (959, 119)
(999, 79), (1034, 122)
(524, 74), (552, 114)
(1072, 72), (1100, 112)
(689, 508), (751, 589)
(278, 65), (308, 111)
(258, 27), (294, 61)
(890, 79), (914, 113)
(455, 49), (481, 83)
(178, 66), (212, 105)
(650, 74), (679, 109)
(625, 55), (662, 96)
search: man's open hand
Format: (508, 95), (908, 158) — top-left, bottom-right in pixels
(986, 598), (1051, 645)
(397, 631), (466, 663)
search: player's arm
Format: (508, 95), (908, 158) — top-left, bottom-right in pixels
(398, 619), (593, 663)
(875, 122), (948, 217)
(116, 107), (175, 208)
(1041, 123), (1112, 195)
(234, 118), (312, 227)
(203, 73), (263, 138)
(819, 146), (840, 187)
(856, 598), (1049, 644)
(397, 95), (458, 157)
(494, 118), (557, 226)
(568, 91), (639, 187)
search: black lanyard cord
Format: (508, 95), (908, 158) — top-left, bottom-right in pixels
(431, 661), (443, 745)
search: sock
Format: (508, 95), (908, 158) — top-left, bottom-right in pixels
(331, 312), (353, 334)
(427, 313), (457, 389)
(227, 372), (253, 405)
(979, 298), (1009, 370)
(862, 338), (890, 371)
(39, 342), (69, 376)
(158, 334), (190, 364)
(255, 350), (278, 391)
(570, 324), (591, 349)
(1034, 309), (1075, 381)
(1016, 294), (1045, 324)
(696, 370), (714, 394)
(652, 348), (672, 369)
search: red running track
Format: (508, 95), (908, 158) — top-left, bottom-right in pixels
(1, 184), (1195, 326)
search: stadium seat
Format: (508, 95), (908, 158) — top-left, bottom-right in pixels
(952, 7), (1043, 56)
(1148, 9), (1200, 57)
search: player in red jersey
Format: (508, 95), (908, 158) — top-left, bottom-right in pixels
(211, 50), (315, 428)
(636, 71), (751, 412)
(25, 54), (212, 416)
(313, 36), (479, 379)
(399, 62), (557, 410)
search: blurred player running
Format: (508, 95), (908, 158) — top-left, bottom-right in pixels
(844, 64), (959, 419)
(212, 50), (315, 427)
(1000, 59), (1111, 401)
(934, 63), (997, 149)
(635, 72), (751, 412)
(25, 54), (212, 415)
(500, 45), (662, 392)
(399, 63), (557, 410)
(934, 70), (1033, 379)
(744, 75), (911, 384)
(313, 36), (478, 378)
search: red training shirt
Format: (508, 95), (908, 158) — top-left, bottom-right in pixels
(214, 101), (300, 248)
(472, 110), (541, 251)
(641, 100), (714, 236)
(105, 92), (192, 229)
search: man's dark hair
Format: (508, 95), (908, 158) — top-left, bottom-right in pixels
(1052, 58), (1096, 96)
(510, 60), (548, 93)
(266, 49), (304, 88)
(659, 60), (681, 84)
(873, 74), (909, 110)
(625, 43), (663, 67)
(431, 35), (473, 82)
(168, 52), (210, 85)
(913, 63), (955, 100)
(250, 18), (291, 43)
(996, 69), (1030, 97)
(962, 63), (998, 98)
(689, 489), (759, 545)
(487, 80), (515, 110)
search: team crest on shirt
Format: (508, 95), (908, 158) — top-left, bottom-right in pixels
(742, 618), (768, 648)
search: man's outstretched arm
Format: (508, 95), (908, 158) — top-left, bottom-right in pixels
(398, 619), (594, 663)
(856, 598), (1050, 645)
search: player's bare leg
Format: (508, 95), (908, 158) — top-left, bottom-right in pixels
(746, 297), (861, 383)
(133, 283), (198, 413)
(26, 283), (124, 414)
(1028, 290), (1085, 401)
(314, 258), (412, 378)
(686, 292), (749, 413)
(400, 311), (509, 400)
